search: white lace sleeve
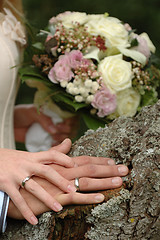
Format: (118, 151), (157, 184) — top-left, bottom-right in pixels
(0, 191), (9, 233)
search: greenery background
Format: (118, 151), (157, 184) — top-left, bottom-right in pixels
(22, 0), (160, 55)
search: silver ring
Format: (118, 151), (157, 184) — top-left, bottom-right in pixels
(21, 176), (31, 188)
(74, 178), (80, 192)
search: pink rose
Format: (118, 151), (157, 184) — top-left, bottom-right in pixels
(68, 50), (83, 69)
(91, 86), (117, 117)
(48, 55), (74, 83)
(132, 35), (151, 61)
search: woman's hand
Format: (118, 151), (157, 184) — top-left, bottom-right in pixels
(7, 140), (129, 220)
(0, 139), (77, 225)
(14, 104), (78, 144)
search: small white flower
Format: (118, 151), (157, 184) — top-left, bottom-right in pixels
(66, 82), (74, 89)
(75, 95), (84, 102)
(84, 79), (93, 88)
(68, 87), (75, 95)
(73, 78), (82, 86)
(86, 94), (94, 103)
(91, 81), (100, 92)
(60, 81), (68, 88)
(78, 43), (83, 49)
(79, 87), (89, 97)
(72, 87), (80, 95)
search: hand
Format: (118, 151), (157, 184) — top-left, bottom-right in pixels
(0, 139), (77, 225)
(14, 104), (59, 143)
(14, 104), (79, 144)
(51, 116), (79, 146)
(7, 142), (129, 220)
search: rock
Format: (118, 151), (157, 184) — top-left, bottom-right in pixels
(1, 100), (160, 240)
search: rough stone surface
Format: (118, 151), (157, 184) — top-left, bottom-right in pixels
(1, 100), (160, 240)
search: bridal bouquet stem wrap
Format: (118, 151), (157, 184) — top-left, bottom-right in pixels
(20, 11), (160, 130)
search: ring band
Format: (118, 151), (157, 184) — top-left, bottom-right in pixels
(21, 176), (31, 188)
(74, 178), (80, 192)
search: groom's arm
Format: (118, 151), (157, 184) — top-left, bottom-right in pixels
(0, 191), (10, 232)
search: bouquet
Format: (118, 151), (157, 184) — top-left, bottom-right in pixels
(20, 11), (160, 130)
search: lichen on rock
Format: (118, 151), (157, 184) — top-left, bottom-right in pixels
(1, 101), (160, 240)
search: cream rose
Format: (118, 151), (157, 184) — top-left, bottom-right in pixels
(53, 11), (88, 28)
(85, 16), (129, 48)
(98, 54), (133, 92)
(116, 88), (141, 117)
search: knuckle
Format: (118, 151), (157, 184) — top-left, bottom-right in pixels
(67, 193), (74, 203)
(82, 156), (91, 164)
(26, 184), (35, 193)
(41, 165), (51, 175)
(87, 164), (96, 175)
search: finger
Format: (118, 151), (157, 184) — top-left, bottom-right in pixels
(77, 177), (123, 191)
(50, 138), (72, 153)
(35, 164), (76, 193)
(56, 192), (105, 206)
(7, 187), (38, 225)
(37, 112), (57, 135)
(31, 146), (74, 167)
(65, 164), (129, 180)
(56, 123), (72, 134)
(24, 179), (63, 212)
(73, 156), (115, 166)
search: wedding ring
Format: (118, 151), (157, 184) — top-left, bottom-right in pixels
(74, 178), (80, 192)
(21, 176), (31, 188)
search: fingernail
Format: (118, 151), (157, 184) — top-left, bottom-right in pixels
(108, 159), (115, 165)
(30, 216), (38, 225)
(95, 194), (105, 203)
(53, 202), (63, 212)
(67, 184), (77, 192)
(118, 166), (128, 175)
(112, 177), (121, 185)
(48, 125), (56, 134)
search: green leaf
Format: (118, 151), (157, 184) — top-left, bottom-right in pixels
(32, 42), (45, 51)
(51, 89), (88, 112)
(81, 111), (106, 130)
(130, 38), (138, 47)
(19, 65), (43, 78)
(140, 88), (158, 107)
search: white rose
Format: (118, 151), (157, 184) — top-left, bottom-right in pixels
(116, 88), (141, 117)
(85, 16), (129, 48)
(87, 13), (106, 22)
(98, 54), (133, 92)
(56, 11), (88, 28)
